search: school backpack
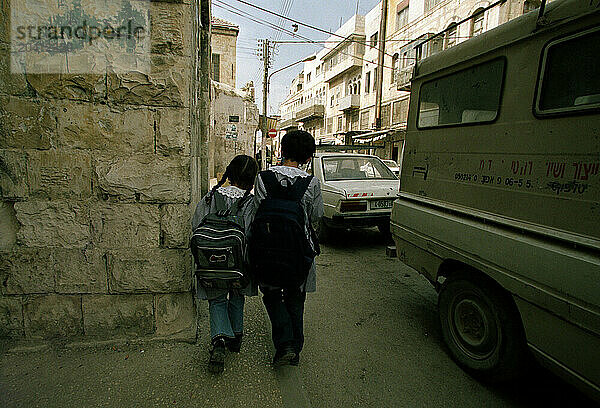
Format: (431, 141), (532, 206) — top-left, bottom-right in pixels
(248, 170), (319, 288)
(191, 191), (250, 289)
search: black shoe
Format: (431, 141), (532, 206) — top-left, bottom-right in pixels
(209, 337), (226, 373)
(290, 353), (300, 366)
(226, 334), (243, 353)
(273, 347), (296, 367)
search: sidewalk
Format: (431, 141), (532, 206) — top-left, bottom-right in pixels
(0, 297), (308, 408)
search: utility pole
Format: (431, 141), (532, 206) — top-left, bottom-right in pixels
(374, 0), (388, 130)
(259, 39), (271, 170)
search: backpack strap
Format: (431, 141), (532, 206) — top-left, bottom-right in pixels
(230, 193), (251, 216)
(259, 170), (280, 198)
(288, 175), (313, 202)
(212, 191), (229, 214)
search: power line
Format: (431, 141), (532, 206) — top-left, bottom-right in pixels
(213, 0), (394, 69)
(213, 1), (305, 43)
(227, 0), (395, 59)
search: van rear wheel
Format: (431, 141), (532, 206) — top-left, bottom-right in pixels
(438, 275), (527, 382)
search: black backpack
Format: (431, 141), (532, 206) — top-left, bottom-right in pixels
(248, 170), (320, 288)
(191, 192), (250, 289)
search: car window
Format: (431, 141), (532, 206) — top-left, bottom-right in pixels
(323, 157), (396, 181)
(536, 27), (600, 115)
(417, 58), (505, 128)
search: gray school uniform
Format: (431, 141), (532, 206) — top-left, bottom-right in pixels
(191, 185), (258, 300)
(253, 165), (324, 293)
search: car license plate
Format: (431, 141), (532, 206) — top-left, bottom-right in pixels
(371, 199), (393, 209)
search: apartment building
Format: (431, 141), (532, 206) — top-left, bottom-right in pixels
(278, 0), (541, 158)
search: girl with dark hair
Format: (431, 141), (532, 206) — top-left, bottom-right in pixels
(191, 154), (259, 373)
(251, 130), (324, 367)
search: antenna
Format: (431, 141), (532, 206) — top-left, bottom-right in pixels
(356, 0), (360, 15)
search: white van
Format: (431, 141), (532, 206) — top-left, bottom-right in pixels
(390, 0), (599, 401)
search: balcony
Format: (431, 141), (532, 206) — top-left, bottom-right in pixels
(322, 37), (365, 83)
(338, 94), (360, 111)
(324, 55), (362, 83)
(280, 111), (298, 130)
(295, 98), (325, 121)
(396, 67), (413, 91)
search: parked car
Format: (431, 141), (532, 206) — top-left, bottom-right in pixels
(382, 159), (400, 175)
(310, 152), (400, 241)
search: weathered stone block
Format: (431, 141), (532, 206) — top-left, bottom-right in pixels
(107, 249), (192, 293)
(23, 294), (82, 338)
(26, 74), (106, 102)
(106, 55), (190, 108)
(95, 155), (190, 203)
(0, 201), (18, 249)
(0, 48), (30, 96)
(14, 201), (90, 248)
(0, 296), (23, 338)
(82, 294), (154, 337)
(161, 204), (190, 248)
(0, 96), (55, 149)
(154, 292), (195, 337)
(156, 108), (191, 156)
(0, 249), (56, 295)
(0, 0), (9, 46)
(90, 204), (160, 248)
(150, 2), (190, 56)
(0, 150), (28, 199)
(28, 150), (92, 199)
(55, 249), (107, 294)
(56, 103), (154, 153)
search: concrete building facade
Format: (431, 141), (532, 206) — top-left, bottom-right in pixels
(278, 0), (541, 159)
(210, 17), (238, 88)
(209, 18), (259, 181)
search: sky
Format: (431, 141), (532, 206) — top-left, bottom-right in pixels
(212, 0), (381, 116)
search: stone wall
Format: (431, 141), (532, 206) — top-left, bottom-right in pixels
(0, 0), (209, 341)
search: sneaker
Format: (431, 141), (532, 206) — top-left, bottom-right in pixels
(209, 337), (226, 374)
(226, 334), (243, 353)
(272, 347), (296, 367)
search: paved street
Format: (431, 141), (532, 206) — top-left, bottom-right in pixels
(1, 227), (596, 407)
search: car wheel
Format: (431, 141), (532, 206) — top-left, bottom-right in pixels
(438, 275), (527, 382)
(316, 218), (332, 244)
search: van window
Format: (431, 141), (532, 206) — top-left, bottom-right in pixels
(417, 58), (505, 128)
(536, 28), (600, 114)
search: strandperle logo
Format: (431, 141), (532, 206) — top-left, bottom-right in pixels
(11, 0), (150, 74)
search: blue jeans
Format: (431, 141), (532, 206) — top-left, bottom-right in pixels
(208, 291), (245, 341)
(261, 287), (306, 353)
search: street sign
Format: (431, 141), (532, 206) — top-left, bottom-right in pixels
(268, 129), (277, 138)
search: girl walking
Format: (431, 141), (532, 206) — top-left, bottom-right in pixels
(250, 130), (324, 367)
(191, 155), (259, 373)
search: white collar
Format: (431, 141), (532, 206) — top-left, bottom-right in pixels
(217, 185), (247, 199)
(269, 165), (311, 178)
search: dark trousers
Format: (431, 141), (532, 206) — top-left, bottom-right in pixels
(261, 286), (306, 354)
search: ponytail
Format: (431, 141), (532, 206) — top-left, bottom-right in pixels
(205, 168), (229, 204)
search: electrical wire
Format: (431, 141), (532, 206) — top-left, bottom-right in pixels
(213, 1), (306, 43)
(227, 0), (396, 59)
(214, 0), (395, 69)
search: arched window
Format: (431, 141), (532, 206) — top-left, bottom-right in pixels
(471, 8), (485, 37)
(391, 53), (399, 84)
(445, 23), (458, 49)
